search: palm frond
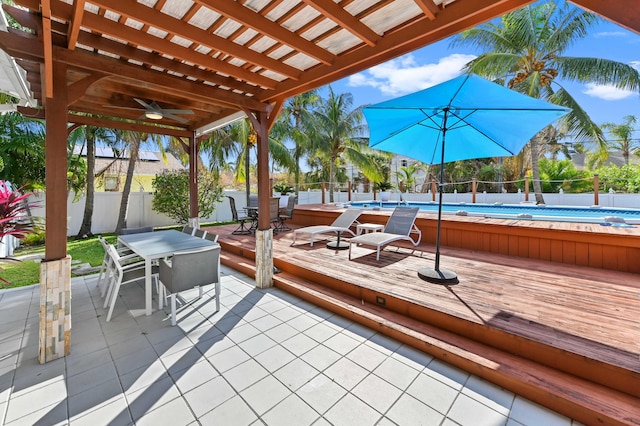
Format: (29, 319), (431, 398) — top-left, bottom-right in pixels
(555, 57), (640, 89)
(549, 87), (607, 150)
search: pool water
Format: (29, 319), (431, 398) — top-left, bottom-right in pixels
(349, 201), (640, 225)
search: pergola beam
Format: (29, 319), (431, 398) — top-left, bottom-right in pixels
(301, 0), (379, 47)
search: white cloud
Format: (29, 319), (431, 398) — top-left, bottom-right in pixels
(583, 83), (636, 100)
(347, 53), (477, 96)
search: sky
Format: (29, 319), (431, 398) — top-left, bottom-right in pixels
(323, 3), (640, 145)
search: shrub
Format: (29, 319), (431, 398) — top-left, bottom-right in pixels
(596, 164), (640, 193)
(152, 170), (224, 223)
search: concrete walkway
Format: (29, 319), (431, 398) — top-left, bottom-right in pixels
(0, 265), (579, 425)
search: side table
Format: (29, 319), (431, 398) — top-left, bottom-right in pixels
(356, 223), (385, 235)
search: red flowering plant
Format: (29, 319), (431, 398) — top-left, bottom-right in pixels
(0, 181), (40, 284)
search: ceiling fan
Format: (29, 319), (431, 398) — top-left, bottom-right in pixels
(108, 98), (194, 123)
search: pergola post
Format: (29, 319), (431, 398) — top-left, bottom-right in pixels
(252, 111), (273, 288)
(39, 61), (71, 364)
(188, 132), (200, 228)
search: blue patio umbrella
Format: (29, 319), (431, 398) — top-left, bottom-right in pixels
(363, 74), (570, 284)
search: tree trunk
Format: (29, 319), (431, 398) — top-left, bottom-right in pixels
(76, 128), (95, 238)
(328, 157), (335, 203)
(115, 138), (140, 233)
(530, 134), (545, 204)
(245, 146), (251, 205)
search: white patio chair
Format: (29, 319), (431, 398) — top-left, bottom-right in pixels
(104, 244), (159, 322)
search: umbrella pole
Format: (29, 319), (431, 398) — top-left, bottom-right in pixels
(418, 108), (459, 285)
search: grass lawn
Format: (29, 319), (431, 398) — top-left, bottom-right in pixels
(1, 222), (231, 289)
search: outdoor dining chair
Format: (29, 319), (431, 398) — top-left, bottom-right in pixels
(275, 195), (296, 232)
(193, 228), (207, 239)
(159, 245), (221, 326)
(204, 232), (219, 243)
(103, 244), (159, 322)
(227, 196), (252, 235)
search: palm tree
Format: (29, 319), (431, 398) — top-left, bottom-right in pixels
(451, 1), (640, 203)
(274, 90), (320, 197)
(114, 131), (162, 233)
(0, 112), (45, 190)
(602, 115), (638, 165)
(73, 125), (116, 238)
(395, 162), (425, 193)
(310, 86), (380, 202)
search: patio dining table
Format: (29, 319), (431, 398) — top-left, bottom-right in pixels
(118, 229), (219, 316)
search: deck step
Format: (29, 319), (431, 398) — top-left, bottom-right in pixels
(220, 246), (640, 426)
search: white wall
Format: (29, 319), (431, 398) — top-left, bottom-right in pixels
(24, 189), (640, 237)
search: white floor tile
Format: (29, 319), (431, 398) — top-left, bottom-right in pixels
(183, 375), (236, 417)
(351, 374), (402, 414)
(385, 393), (444, 426)
(240, 375), (292, 416)
(509, 397), (572, 426)
(297, 374), (347, 415)
(448, 393), (508, 426)
(198, 395), (258, 426)
(254, 344), (297, 372)
(223, 358), (270, 392)
(373, 357), (420, 391)
(405, 372), (459, 415)
(324, 393), (382, 426)
(323, 357), (368, 391)
(262, 394), (320, 426)
(273, 358), (319, 391)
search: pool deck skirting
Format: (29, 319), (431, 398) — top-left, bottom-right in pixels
(292, 204), (640, 274)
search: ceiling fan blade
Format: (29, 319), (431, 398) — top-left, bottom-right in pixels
(163, 112), (190, 123)
(134, 98), (152, 109)
(159, 109), (194, 115)
(104, 105), (144, 111)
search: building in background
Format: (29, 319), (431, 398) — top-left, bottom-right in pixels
(75, 146), (184, 192)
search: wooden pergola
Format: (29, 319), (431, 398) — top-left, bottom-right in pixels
(0, 0), (637, 362)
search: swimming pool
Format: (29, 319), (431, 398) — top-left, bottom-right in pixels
(348, 201), (640, 225)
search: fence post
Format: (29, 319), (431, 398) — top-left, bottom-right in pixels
(593, 174), (599, 206)
(472, 178), (477, 204)
(525, 176), (530, 202)
(431, 179), (437, 202)
(321, 182), (325, 204)
(347, 181), (351, 201)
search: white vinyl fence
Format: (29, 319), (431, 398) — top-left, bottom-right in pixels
(24, 189), (640, 237)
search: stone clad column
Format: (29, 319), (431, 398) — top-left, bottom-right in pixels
(255, 229), (273, 288)
(39, 256), (71, 363)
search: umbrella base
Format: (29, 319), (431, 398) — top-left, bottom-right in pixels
(418, 267), (459, 285)
(326, 241), (349, 250)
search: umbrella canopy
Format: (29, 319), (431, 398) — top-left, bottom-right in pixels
(363, 74), (570, 284)
(364, 74), (570, 164)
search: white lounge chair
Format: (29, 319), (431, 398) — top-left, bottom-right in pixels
(348, 206), (421, 261)
(292, 208), (362, 247)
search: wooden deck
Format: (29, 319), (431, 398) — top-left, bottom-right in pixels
(205, 208), (640, 426)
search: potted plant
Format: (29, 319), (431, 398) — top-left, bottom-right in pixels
(273, 183), (294, 196)
(374, 181), (393, 202)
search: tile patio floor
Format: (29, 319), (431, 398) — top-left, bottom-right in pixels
(0, 265), (581, 426)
